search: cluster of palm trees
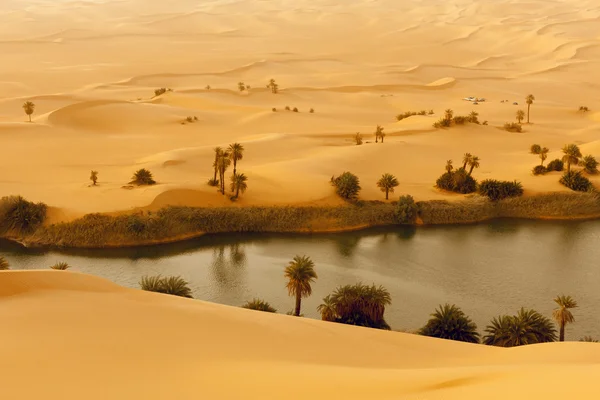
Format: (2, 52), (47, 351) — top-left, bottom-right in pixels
(210, 143), (248, 199)
(420, 295), (581, 346)
(444, 153), (481, 177)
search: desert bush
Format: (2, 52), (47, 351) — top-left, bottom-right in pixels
(433, 117), (451, 128)
(532, 165), (546, 175)
(560, 171), (593, 192)
(503, 122), (522, 132)
(186, 116), (194, 123)
(310, 108), (315, 113)
(285, 106), (290, 111)
(452, 116), (467, 125)
(428, 110), (434, 115)
(354, 132), (363, 145)
(582, 155), (598, 174)
(130, 169), (156, 185)
(331, 172), (361, 200)
(272, 108), (277, 112)
(579, 106), (590, 112)
(0, 196), (47, 234)
(293, 107), (299, 112)
(242, 299), (277, 313)
(396, 195), (417, 224)
(436, 170), (477, 194)
(478, 179), (524, 201)
(0, 256), (9, 270)
(154, 88), (172, 97)
(546, 159), (564, 172)
(482, 121), (488, 125)
(140, 275), (193, 298)
(207, 178), (219, 187)
(50, 262), (70, 270)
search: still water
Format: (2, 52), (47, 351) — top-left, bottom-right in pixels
(1, 219), (598, 339)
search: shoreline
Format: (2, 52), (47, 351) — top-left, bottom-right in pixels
(2, 191), (600, 249)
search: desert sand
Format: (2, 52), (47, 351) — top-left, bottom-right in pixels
(1, 270), (600, 399)
(1, 0), (600, 222)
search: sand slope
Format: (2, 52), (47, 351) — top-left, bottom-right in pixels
(1, 270), (599, 399)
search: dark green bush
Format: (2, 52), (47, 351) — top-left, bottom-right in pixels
(478, 179), (524, 201)
(532, 165), (546, 175)
(396, 195), (417, 224)
(0, 196), (47, 234)
(503, 122), (522, 133)
(546, 159), (564, 172)
(560, 171), (593, 192)
(331, 172), (361, 200)
(436, 170), (477, 194)
(452, 116), (467, 125)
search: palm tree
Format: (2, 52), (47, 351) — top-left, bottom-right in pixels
(50, 262), (70, 270)
(90, 170), (98, 186)
(419, 304), (480, 343)
(526, 94), (535, 123)
(562, 144), (582, 173)
(552, 295), (577, 341)
(228, 143), (244, 176)
(468, 111), (479, 123)
(539, 147), (549, 166)
(445, 160), (454, 173)
(267, 78), (278, 94)
(516, 109), (525, 124)
(327, 283), (392, 329)
(212, 147), (223, 184)
(444, 109), (454, 122)
(230, 173), (248, 198)
(0, 256), (9, 270)
(242, 299), (277, 313)
(376, 173), (399, 200)
(23, 101), (35, 122)
(284, 255), (318, 316)
(317, 294), (337, 321)
(530, 144), (549, 166)
(217, 151), (231, 194)
(130, 169), (156, 185)
(354, 132), (363, 145)
(483, 308), (556, 347)
(462, 153), (473, 170)
(582, 155), (598, 174)
(468, 156), (480, 176)
(139, 275), (193, 298)
(375, 125), (384, 143)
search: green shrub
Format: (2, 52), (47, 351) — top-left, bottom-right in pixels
(50, 262), (70, 270)
(560, 171), (593, 192)
(433, 117), (451, 128)
(478, 179), (524, 201)
(436, 170), (477, 194)
(546, 159), (564, 172)
(532, 165), (546, 175)
(242, 299), (277, 313)
(582, 155), (598, 174)
(452, 116), (467, 125)
(0, 196), (47, 234)
(140, 275), (193, 298)
(419, 304), (480, 343)
(503, 122), (522, 132)
(396, 195), (417, 224)
(130, 169), (156, 185)
(331, 172), (361, 200)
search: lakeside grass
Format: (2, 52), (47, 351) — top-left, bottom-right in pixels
(2, 192), (600, 248)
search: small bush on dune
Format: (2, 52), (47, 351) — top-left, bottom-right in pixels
(293, 107), (299, 112)
(396, 195), (417, 224)
(310, 108), (315, 113)
(433, 118), (451, 128)
(532, 165), (546, 175)
(354, 132), (363, 145)
(285, 106), (290, 111)
(546, 159), (564, 172)
(154, 88), (172, 97)
(478, 179), (524, 201)
(140, 275), (193, 298)
(503, 122), (522, 132)
(579, 106), (590, 112)
(582, 155), (598, 174)
(331, 172), (361, 200)
(452, 116), (467, 125)
(0, 196), (47, 235)
(436, 170), (477, 194)
(428, 110), (434, 115)
(272, 107), (277, 112)
(242, 299), (277, 313)
(50, 262), (70, 270)
(560, 171), (593, 192)
(130, 169), (156, 186)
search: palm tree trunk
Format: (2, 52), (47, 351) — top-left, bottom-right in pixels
(28, 114), (31, 122)
(462, 162), (467, 170)
(559, 324), (565, 342)
(213, 163), (218, 182)
(468, 166), (474, 175)
(567, 161), (571, 174)
(294, 292), (302, 316)
(236, 184), (240, 198)
(375, 137), (378, 143)
(527, 104), (531, 123)
(385, 190), (389, 200)
(381, 136), (384, 143)
(233, 160), (237, 176)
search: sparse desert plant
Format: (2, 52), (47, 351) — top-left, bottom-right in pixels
(503, 122), (522, 132)
(50, 262), (70, 270)
(22, 101), (35, 122)
(207, 178), (219, 186)
(154, 88), (171, 97)
(546, 159), (564, 172)
(130, 169), (156, 185)
(526, 94), (535, 123)
(396, 195), (417, 224)
(205, 85), (211, 90)
(285, 106), (290, 111)
(230, 173), (248, 199)
(516, 109), (525, 124)
(433, 117), (451, 128)
(468, 111), (479, 124)
(0, 195), (47, 234)
(238, 82), (246, 92)
(532, 165), (546, 175)
(90, 170), (98, 186)
(581, 155), (598, 174)
(478, 179), (524, 201)
(452, 116), (467, 125)
(444, 109), (454, 121)
(552, 295), (577, 342)
(560, 171), (593, 192)
(354, 132), (363, 145)
(310, 108), (314, 113)
(186, 116), (194, 123)
(284, 255), (317, 316)
(428, 109), (434, 115)
(140, 275), (193, 298)
(375, 125), (385, 143)
(272, 107), (277, 112)
(242, 299), (277, 313)
(376, 173), (399, 200)
(562, 144), (582, 173)
(331, 172), (361, 200)
(530, 144), (549, 166)
(419, 304), (480, 343)
(293, 107), (299, 112)
(267, 78), (279, 94)
(482, 121), (488, 125)
(580, 336), (599, 342)
(579, 106), (590, 112)
(445, 160), (454, 173)
(0, 256), (9, 270)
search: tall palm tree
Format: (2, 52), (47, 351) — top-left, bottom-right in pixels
(376, 173), (399, 200)
(462, 153), (473, 170)
(0, 256), (9, 270)
(562, 144), (582, 173)
(445, 160), (454, 173)
(230, 173), (248, 198)
(284, 255), (318, 316)
(419, 304), (480, 343)
(23, 101), (35, 122)
(217, 151), (231, 194)
(468, 156), (480, 176)
(212, 147), (223, 184)
(552, 295), (577, 342)
(516, 109), (525, 124)
(228, 143), (245, 176)
(526, 94), (535, 123)
(317, 294), (337, 321)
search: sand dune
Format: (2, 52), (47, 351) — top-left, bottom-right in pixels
(1, 270), (600, 400)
